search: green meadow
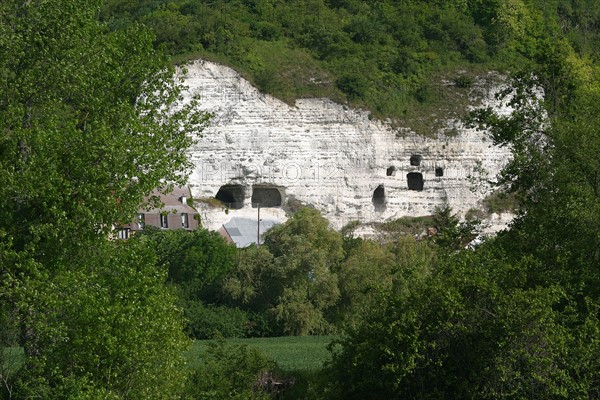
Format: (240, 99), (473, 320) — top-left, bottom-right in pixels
(186, 335), (336, 373)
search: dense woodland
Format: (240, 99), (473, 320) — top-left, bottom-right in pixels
(1, 0), (600, 399)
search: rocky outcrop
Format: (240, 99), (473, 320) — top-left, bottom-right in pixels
(181, 60), (513, 231)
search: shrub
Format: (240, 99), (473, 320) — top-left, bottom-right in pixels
(185, 338), (275, 400)
(185, 303), (250, 339)
(482, 191), (518, 214)
(454, 74), (474, 88)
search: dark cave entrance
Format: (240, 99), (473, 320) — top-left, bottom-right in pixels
(251, 186), (283, 208)
(215, 184), (245, 209)
(372, 184), (386, 211)
(386, 166), (396, 176)
(435, 167), (444, 177)
(410, 155), (422, 166)
(407, 173), (424, 191)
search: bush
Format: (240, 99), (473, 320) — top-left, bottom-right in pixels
(482, 191), (518, 214)
(185, 303), (250, 340)
(454, 74), (474, 88)
(185, 338), (275, 400)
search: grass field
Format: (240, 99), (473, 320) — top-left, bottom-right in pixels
(186, 336), (337, 373)
(4, 336), (336, 373)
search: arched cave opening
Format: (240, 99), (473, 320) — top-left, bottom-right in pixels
(386, 166), (396, 176)
(372, 184), (386, 211)
(407, 172), (424, 191)
(251, 186), (283, 208)
(215, 184), (245, 209)
(410, 155), (422, 166)
(435, 167), (444, 177)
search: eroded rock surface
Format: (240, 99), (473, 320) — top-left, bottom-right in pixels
(182, 60), (513, 231)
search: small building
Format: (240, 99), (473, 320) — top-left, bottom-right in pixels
(219, 217), (280, 248)
(115, 186), (199, 239)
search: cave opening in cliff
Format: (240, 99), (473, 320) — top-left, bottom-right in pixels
(435, 167), (444, 177)
(251, 186), (282, 208)
(372, 184), (386, 211)
(407, 173), (424, 191)
(215, 184), (245, 209)
(410, 155), (422, 166)
(386, 166), (396, 176)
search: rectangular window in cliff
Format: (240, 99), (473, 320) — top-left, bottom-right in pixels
(410, 155), (422, 166)
(435, 167), (444, 177)
(386, 166), (396, 176)
(407, 172), (424, 191)
(252, 186), (282, 207)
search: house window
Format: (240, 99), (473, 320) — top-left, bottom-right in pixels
(160, 214), (168, 228)
(117, 228), (130, 240)
(181, 213), (189, 229)
(137, 213), (145, 229)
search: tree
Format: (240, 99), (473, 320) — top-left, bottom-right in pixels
(0, 0), (207, 396)
(325, 245), (598, 399)
(184, 337), (274, 400)
(263, 208), (344, 335)
(225, 208), (343, 336)
(137, 228), (237, 301)
(334, 239), (395, 329)
(13, 240), (189, 399)
(0, 0), (207, 251)
(324, 29), (600, 399)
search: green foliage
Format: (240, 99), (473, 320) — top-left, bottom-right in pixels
(323, 19), (600, 399)
(263, 208), (344, 335)
(96, 0), (600, 135)
(0, 0), (206, 396)
(11, 240), (189, 400)
(224, 208), (345, 336)
(481, 190), (517, 214)
(185, 338), (274, 400)
(135, 228), (240, 339)
(187, 336), (336, 400)
(324, 246), (600, 399)
(334, 240), (395, 329)
(95, 0), (509, 123)
(375, 215), (435, 236)
(184, 302), (250, 340)
(137, 228), (237, 300)
(433, 205), (480, 250)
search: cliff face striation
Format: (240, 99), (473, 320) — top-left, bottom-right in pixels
(182, 60), (514, 231)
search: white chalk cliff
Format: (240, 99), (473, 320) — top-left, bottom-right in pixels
(181, 60), (513, 231)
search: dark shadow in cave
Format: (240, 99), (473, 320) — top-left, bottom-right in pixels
(372, 184), (386, 211)
(251, 186), (283, 208)
(215, 184), (245, 209)
(407, 172), (424, 191)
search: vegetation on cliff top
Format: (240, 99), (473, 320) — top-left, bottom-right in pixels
(100, 0), (600, 132)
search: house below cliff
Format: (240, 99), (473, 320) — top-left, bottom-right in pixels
(116, 186), (199, 239)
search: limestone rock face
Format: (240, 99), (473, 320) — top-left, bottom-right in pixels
(182, 60), (513, 230)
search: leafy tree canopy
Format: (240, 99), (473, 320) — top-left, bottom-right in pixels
(0, 0), (207, 397)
